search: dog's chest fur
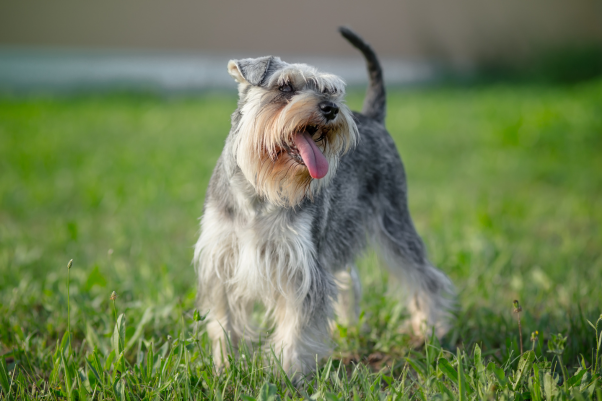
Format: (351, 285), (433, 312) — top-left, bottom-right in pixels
(200, 166), (318, 304)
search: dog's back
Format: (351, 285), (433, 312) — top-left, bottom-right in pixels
(308, 28), (409, 265)
(309, 27), (454, 339)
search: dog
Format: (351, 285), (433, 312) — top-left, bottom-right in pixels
(194, 27), (454, 377)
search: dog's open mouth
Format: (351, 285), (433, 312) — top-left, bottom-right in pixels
(283, 125), (329, 179)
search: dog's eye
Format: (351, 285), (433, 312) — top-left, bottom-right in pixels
(279, 84), (293, 93)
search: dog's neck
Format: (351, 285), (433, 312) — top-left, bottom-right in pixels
(219, 132), (284, 218)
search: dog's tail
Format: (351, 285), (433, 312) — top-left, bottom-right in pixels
(339, 26), (386, 124)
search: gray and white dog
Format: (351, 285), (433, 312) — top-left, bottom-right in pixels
(194, 27), (454, 376)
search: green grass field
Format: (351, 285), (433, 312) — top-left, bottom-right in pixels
(1, 80), (602, 400)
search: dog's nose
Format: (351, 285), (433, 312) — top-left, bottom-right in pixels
(319, 101), (339, 121)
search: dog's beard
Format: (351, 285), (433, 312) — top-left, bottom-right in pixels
(233, 91), (358, 207)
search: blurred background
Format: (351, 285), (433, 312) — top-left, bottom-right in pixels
(2, 0), (602, 92)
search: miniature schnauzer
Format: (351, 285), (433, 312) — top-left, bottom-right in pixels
(194, 27), (454, 376)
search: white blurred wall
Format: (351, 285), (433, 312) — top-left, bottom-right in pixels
(1, 0), (601, 67)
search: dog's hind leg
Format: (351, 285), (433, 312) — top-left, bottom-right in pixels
(333, 264), (361, 327)
(372, 205), (455, 339)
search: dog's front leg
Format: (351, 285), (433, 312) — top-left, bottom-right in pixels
(203, 282), (239, 371)
(269, 265), (336, 378)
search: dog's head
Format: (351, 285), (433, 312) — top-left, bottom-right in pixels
(227, 56), (358, 207)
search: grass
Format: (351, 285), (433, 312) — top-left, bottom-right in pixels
(1, 79), (601, 399)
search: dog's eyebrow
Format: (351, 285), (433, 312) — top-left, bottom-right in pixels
(275, 73), (293, 87)
(299, 70), (308, 84)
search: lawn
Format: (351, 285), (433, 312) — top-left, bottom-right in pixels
(1, 80), (601, 400)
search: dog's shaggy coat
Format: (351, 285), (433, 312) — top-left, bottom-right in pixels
(194, 27), (454, 376)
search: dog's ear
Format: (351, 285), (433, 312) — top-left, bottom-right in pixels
(228, 56), (280, 86)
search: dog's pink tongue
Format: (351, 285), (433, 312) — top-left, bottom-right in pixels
(294, 132), (329, 179)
